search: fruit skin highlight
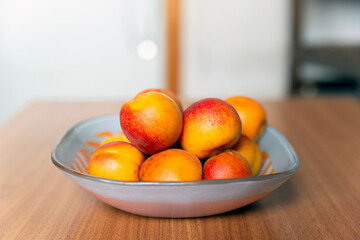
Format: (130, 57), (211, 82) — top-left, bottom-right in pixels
(87, 141), (145, 181)
(225, 96), (267, 141)
(232, 135), (262, 176)
(179, 98), (241, 159)
(120, 92), (183, 155)
(203, 150), (253, 180)
(139, 149), (202, 181)
(135, 88), (183, 112)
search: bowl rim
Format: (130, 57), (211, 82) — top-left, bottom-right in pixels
(51, 114), (300, 187)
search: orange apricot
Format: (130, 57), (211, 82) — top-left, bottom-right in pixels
(203, 150), (253, 180)
(135, 88), (183, 112)
(139, 149), (202, 181)
(87, 141), (145, 181)
(232, 135), (262, 175)
(225, 96), (266, 141)
(120, 92), (183, 154)
(179, 98), (241, 159)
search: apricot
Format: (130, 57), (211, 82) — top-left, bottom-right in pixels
(203, 150), (253, 180)
(139, 149), (202, 181)
(225, 96), (266, 141)
(87, 141), (145, 181)
(179, 98), (241, 159)
(135, 88), (183, 112)
(100, 131), (130, 146)
(232, 135), (262, 175)
(120, 92), (183, 154)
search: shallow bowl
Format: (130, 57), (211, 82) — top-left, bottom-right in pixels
(51, 115), (299, 218)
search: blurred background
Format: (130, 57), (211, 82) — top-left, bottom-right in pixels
(0, 0), (359, 126)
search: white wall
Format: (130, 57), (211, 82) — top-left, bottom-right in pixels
(0, 0), (166, 125)
(180, 0), (291, 100)
(0, 0), (293, 126)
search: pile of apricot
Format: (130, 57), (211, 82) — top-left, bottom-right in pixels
(87, 89), (267, 182)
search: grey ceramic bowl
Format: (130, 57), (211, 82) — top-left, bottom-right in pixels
(52, 115), (299, 218)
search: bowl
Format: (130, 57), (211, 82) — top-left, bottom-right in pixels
(51, 115), (299, 218)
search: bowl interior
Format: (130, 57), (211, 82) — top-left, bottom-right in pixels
(52, 114), (299, 185)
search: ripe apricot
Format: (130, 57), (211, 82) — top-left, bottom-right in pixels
(135, 88), (183, 112)
(179, 98), (241, 159)
(139, 149), (202, 181)
(120, 92), (183, 154)
(203, 150), (253, 180)
(87, 141), (145, 181)
(232, 135), (262, 175)
(225, 96), (266, 141)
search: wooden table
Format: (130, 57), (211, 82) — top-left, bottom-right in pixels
(0, 97), (359, 239)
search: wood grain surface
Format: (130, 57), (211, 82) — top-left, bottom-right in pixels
(0, 97), (359, 240)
